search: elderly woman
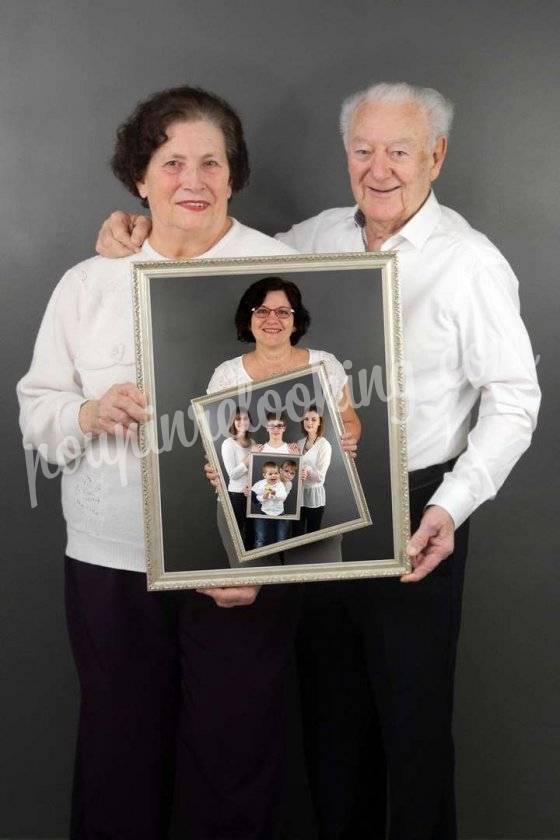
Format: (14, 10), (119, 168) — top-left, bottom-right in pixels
(207, 275), (360, 555)
(17, 86), (302, 840)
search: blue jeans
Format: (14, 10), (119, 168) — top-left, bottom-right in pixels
(254, 516), (292, 548)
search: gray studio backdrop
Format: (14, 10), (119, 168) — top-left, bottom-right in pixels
(2, 1), (558, 838)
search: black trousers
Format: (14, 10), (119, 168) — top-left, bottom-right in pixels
(65, 556), (301, 840)
(229, 490), (255, 550)
(293, 505), (325, 537)
(296, 462), (469, 840)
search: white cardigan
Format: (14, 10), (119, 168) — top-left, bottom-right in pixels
(17, 224), (296, 572)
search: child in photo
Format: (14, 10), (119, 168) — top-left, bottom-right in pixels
(255, 412), (299, 455)
(277, 459), (299, 541)
(279, 459), (298, 493)
(253, 461), (288, 515)
(252, 461), (291, 548)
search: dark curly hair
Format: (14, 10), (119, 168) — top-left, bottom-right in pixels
(111, 86), (250, 207)
(235, 277), (311, 346)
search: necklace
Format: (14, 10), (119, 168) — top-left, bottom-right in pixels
(250, 347), (297, 378)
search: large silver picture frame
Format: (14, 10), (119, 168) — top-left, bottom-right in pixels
(191, 362), (372, 565)
(132, 252), (410, 590)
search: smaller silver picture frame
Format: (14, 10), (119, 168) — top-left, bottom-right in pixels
(191, 363), (371, 565)
(247, 453), (303, 521)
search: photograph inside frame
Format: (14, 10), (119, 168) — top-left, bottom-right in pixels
(133, 253), (410, 589)
(191, 364), (371, 566)
(247, 453), (304, 522)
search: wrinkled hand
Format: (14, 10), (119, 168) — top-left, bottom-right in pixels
(196, 586), (261, 608)
(341, 431), (358, 458)
(95, 211), (152, 258)
(402, 505), (455, 583)
(78, 383), (148, 438)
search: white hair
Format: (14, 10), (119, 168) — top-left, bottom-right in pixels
(340, 81), (454, 149)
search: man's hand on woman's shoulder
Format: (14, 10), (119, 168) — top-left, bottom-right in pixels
(96, 211), (152, 257)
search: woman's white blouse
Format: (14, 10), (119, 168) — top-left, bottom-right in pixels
(207, 350), (347, 401)
(221, 437), (255, 492)
(297, 436), (332, 508)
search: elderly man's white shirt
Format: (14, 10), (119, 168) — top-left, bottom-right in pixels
(276, 193), (540, 528)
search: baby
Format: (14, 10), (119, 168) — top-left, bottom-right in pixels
(252, 461), (295, 548)
(252, 462), (288, 517)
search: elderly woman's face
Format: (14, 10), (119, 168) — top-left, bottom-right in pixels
(136, 119), (232, 248)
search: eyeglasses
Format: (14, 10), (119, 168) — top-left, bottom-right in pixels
(267, 423), (285, 429)
(251, 306), (295, 319)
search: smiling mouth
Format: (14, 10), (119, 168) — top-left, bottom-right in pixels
(368, 186), (399, 195)
(178, 200), (210, 210)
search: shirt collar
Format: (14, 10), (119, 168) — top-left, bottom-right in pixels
(353, 191), (442, 250)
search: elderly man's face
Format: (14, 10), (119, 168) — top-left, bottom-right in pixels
(346, 99), (446, 237)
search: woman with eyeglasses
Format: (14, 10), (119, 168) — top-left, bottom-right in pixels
(207, 275), (361, 548)
(208, 276), (359, 437)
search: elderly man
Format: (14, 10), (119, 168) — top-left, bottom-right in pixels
(95, 82), (540, 840)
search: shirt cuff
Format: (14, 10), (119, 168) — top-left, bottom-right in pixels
(58, 398), (89, 459)
(425, 478), (475, 530)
